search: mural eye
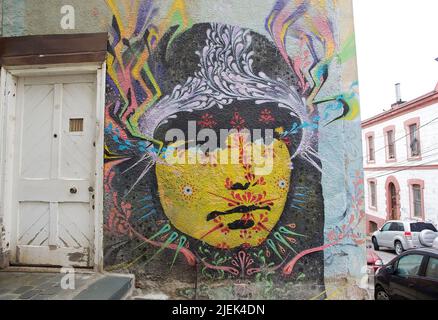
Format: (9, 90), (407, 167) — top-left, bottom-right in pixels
(278, 179), (287, 189)
(183, 185), (194, 196)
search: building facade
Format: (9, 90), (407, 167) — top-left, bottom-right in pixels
(363, 84), (438, 234)
(0, 0), (367, 299)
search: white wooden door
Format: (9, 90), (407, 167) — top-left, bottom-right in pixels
(12, 74), (97, 267)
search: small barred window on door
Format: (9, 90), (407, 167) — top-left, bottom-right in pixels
(69, 118), (84, 132)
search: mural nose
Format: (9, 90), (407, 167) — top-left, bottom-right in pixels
(230, 182), (251, 191)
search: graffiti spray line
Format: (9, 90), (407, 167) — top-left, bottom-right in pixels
(282, 223), (363, 276)
(283, 242), (339, 275)
(129, 226), (197, 266)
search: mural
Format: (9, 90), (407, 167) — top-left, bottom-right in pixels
(103, 0), (365, 299)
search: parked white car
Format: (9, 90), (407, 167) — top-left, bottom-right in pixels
(372, 220), (438, 255)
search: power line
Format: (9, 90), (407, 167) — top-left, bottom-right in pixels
(365, 145), (438, 179)
(369, 115), (438, 156)
(361, 114), (438, 161)
(367, 157), (438, 179)
(364, 144), (438, 169)
(368, 131), (438, 141)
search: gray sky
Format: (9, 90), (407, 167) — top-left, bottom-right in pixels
(353, 0), (438, 121)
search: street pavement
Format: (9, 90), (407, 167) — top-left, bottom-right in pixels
(374, 247), (397, 264)
(0, 271), (133, 300)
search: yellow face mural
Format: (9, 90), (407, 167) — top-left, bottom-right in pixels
(156, 133), (292, 249)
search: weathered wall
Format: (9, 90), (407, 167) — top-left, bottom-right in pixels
(1, 0), (366, 299)
(102, 0), (366, 300)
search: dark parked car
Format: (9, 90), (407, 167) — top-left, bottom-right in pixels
(375, 248), (438, 300)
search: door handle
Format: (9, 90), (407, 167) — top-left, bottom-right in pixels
(70, 187), (78, 194)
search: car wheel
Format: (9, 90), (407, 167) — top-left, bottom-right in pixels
(375, 286), (390, 301)
(372, 237), (380, 251)
(395, 241), (404, 255)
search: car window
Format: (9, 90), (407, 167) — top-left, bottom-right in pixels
(410, 223), (437, 233)
(389, 223), (404, 231)
(425, 257), (438, 280)
(395, 255), (424, 277)
(381, 223), (391, 232)
(389, 223), (398, 231)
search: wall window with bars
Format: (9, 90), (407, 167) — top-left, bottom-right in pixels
(412, 184), (423, 218)
(369, 180), (377, 209)
(407, 122), (421, 158)
(368, 135), (375, 162)
(386, 130), (396, 160)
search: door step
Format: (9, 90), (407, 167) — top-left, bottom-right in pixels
(73, 274), (134, 300)
(0, 271), (134, 300)
(2, 266), (95, 274)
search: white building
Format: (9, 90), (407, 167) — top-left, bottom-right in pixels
(362, 83), (438, 234)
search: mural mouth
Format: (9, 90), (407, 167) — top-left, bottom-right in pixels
(206, 205), (271, 222)
(228, 219), (255, 230)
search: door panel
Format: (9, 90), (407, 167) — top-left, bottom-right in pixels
(18, 202), (50, 247)
(18, 180), (91, 202)
(59, 202), (93, 248)
(390, 184), (397, 220)
(390, 254), (425, 300)
(386, 223), (402, 249)
(13, 74), (96, 267)
(390, 276), (418, 300)
(16, 246), (89, 267)
(413, 278), (438, 300)
(379, 223), (392, 247)
(60, 82), (96, 179)
(388, 183), (400, 221)
(20, 85), (54, 179)
(415, 257), (438, 300)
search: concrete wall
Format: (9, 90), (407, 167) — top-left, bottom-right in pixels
(1, 0), (108, 37)
(363, 97), (438, 232)
(1, 0), (366, 299)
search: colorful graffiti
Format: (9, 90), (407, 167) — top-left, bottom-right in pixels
(103, 0), (364, 299)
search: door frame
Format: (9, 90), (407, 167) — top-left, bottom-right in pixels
(0, 63), (106, 271)
(389, 183), (397, 220)
(385, 176), (401, 221)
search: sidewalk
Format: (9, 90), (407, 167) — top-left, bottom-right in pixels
(0, 271), (134, 300)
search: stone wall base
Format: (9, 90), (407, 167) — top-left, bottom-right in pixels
(0, 250), (10, 269)
(132, 276), (370, 300)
